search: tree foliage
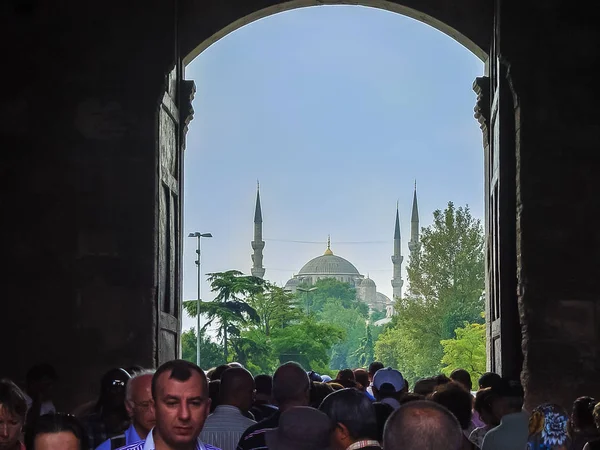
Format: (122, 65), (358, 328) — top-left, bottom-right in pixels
(184, 270), (265, 361)
(376, 202), (485, 384)
(181, 328), (225, 370)
(441, 320), (486, 380)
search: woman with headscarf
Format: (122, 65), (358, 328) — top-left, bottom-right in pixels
(527, 403), (571, 450)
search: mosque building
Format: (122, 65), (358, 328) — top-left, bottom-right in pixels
(250, 184), (421, 314)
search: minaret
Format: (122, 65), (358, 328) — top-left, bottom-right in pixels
(251, 181), (265, 279)
(408, 181), (421, 255)
(391, 203), (404, 300)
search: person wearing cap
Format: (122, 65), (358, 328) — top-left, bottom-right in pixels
(319, 388), (381, 450)
(371, 368), (405, 410)
(81, 368), (132, 450)
(480, 378), (529, 450)
(265, 407), (330, 450)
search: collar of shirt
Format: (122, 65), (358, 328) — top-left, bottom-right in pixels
(347, 440), (381, 450)
(212, 405), (244, 416)
(143, 429), (209, 450)
(125, 423), (142, 445)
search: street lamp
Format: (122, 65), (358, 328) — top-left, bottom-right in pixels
(297, 286), (318, 315)
(188, 231), (213, 366)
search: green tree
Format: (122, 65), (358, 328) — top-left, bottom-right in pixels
(441, 320), (486, 380)
(352, 323), (375, 367)
(271, 316), (344, 372)
(300, 278), (360, 314)
(247, 284), (299, 336)
(407, 202), (485, 335)
(375, 202), (485, 382)
(317, 299), (367, 369)
(184, 270), (265, 361)
(181, 328), (225, 370)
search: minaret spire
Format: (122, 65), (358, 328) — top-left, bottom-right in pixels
(391, 204), (404, 300)
(408, 181), (421, 255)
(251, 182), (265, 279)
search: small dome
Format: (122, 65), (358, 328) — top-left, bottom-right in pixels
(361, 277), (376, 288)
(298, 254), (361, 276)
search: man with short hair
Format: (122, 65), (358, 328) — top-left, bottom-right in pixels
(96, 370), (155, 450)
(366, 362), (384, 397)
(383, 400), (463, 450)
(200, 368), (256, 450)
(249, 375), (277, 422)
(353, 369), (375, 401)
(449, 369), (473, 392)
(116, 360), (219, 450)
(236, 362), (310, 450)
(319, 388), (380, 450)
(371, 368), (405, 410)
(480, 378), (529, 450)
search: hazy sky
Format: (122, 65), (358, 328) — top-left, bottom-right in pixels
(182, 5), (484, 331)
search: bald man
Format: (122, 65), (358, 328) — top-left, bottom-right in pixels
(201, 368), (256, 450)
(383, 400), (463, 450)
(237, 362), (310, 450)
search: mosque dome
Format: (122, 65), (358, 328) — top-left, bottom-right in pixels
(360, 277), (376, 288)
(298, 251), (361, 276)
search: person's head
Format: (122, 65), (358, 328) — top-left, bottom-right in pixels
(488, 377), (524, 419)
(336, 369), (355, 382)
(478, 372), (502, 390)
(383, 400), (462, 450)
(474, 388), (499, 427)
(265, 407), (330, 450)
(26, 364), (58, 401)
(527, 403), (570, 450)
(353, 369), (369, 392)
(272, 362), (310, 411)
(433, 374), (451, 389)
(0, 379), (27, 450)
(209, 365), (231, 382)
(254, 375), (273, 403)
(372, 368), (405, 402)
(98, 367), (131, 411)
(228, 362), (244, 369)
(151, 359), (211, 448)
(309, 382), (334, 409)
(219, 367), (255, 413)
(570, 396), (597, 432)
(368, 362), (384, 382)
(208, 380), (220, 413)
(125, 370), (155, 437)
(373, 402), (394, 442)
(431, 382), (473, 430)
(32, 413), (86, 450)
(449, 369), (472, 392)
(399, 393), (425, 405)
(413, 377), (437, 397)
(319, 388), (378, 450)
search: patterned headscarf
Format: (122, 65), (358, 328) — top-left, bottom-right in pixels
(527, 403), (572, 450)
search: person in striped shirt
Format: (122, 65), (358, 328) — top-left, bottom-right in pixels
(116, 360), (220, 450)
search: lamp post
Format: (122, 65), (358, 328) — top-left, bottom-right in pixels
(297, 286), (318, 315)
(188, 231), (213, 367)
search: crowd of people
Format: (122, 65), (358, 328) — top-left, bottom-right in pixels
(1, 359), (598, 450)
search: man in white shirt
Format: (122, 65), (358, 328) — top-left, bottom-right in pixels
(481, 378), (529, 450)
(200, 368), (256, 450)
(116, 360), (220, 450)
